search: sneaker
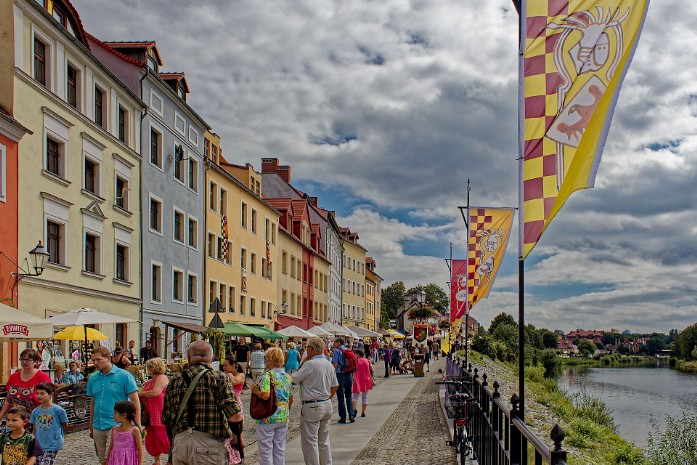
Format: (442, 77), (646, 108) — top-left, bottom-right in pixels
(349, 416), (356, 423)
(338, 419), (346, 424)
(361, 413), (366, 417)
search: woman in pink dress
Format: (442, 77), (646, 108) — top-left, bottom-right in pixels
(0, 349), (51, 422)
(140, 358), (169, 465)
(352, 349), (375, 417)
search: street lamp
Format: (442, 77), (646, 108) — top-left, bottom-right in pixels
(272, 302), (288, 318)
(12, 241), (51, 278)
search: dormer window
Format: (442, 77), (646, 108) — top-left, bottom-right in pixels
(147, 55), (158, 73)
(178, 85), (186, 101)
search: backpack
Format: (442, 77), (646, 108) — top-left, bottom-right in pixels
(338, 348), (358, 373)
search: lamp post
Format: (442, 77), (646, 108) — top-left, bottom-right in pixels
(272, 302), (288, 329)
(11, 241), (51, 279)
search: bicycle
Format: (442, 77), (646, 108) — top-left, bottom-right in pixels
(436, 378), (477, 464)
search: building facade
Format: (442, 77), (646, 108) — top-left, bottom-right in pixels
(364, 257), (383, 331)
(11, 0), (143, 346)
(205, 157), (279, 329)
(341, 228), (367, 328)
(89, 37), (209, 357)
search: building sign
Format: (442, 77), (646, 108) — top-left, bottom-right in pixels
(3, 324), (29, 337)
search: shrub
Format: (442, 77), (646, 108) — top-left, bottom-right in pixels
(613, 443), (647, 465)
(539, 348), (560, 374)
(571, 387), (617, 432)
(645, 411), (697, 465)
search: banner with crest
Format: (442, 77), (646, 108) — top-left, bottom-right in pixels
(467, 208), (515, 309)
(450, 259), (468, 323)
(519, 0), (649, 258)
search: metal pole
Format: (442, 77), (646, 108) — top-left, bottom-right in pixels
(518, 258), (525, 421)
(465, 180), (471, 367)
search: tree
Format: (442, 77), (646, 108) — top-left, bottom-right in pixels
(540, 329), (559, 349)
(381, 281), (406, 320)
(577, 338), (597, 357)
(424, 283), (449, 312)
(493, 323), (519, 355)
(675, 323), (697, 361)
(488, 312), (516, 335)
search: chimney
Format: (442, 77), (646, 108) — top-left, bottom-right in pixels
(309, 197), (318, 206)
(261, 158), (279, 173)
(277, 165), (291, 183)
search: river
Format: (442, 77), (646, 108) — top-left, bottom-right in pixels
(556, 362), (697, 448)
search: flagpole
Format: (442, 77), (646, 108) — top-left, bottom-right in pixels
(517, 0), (526, 424)
(464, 180), (471, 368)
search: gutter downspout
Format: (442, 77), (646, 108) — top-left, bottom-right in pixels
(138, 68), (149, 350)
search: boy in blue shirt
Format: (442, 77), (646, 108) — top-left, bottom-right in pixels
(29, 382), (68, 465)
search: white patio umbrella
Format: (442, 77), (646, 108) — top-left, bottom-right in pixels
(0, 302), (53, 341)
(346, 325), (382, 339)
(277, 325), (314, 338)
(46, 307), (138, 326)
(308, 325), (333, 337)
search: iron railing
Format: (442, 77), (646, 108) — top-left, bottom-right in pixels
(446, 356), (568, 465)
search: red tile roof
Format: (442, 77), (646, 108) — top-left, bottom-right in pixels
(159, 73), (190, 93)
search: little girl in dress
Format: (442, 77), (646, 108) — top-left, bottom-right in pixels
(104, 401), (143, 465)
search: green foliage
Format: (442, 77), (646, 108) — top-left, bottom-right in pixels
(571, 387), (617, 432)
(645, 411), (697, 465)
(203, 329), (225, 362)
(493, 323), (519, 353)
(613, 443), (647, 465)
(423, 283), (449, 312)
(674, 323), (697, 360)
(565, 417), (605, 448)
(541, 329), (560, 349)
(471, 334), (495, 359)
(488, 312), (516, 334)
(381, 281), (406, 320)
(539, 348), (561, 373)
(576, 338), (597, 357)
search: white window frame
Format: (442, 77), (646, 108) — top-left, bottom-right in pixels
(148, 193), (163, 236)
(187, 214), (199, 250)
(114, 240), (130, 283)
(65, 55), (83, 111)
(44, 130), (68, 181)
(150, 90), (164, 116)
(83, 154), (101, 198)
(187, 272), (199, 305)
(31, 27), (54, 91)
(188, 127), (199, 146)
(93, 80), (108, 129)
(150, 260), (163, 304)
(188, 157), (198, 193)
(45, 216), (68, 267)
(83, 228), (103, 276)
(149, 123), (164, 171)
(172, 266), (185, 303)
(173, 142), (186, 185)
(116, 101), (130, 146)
(174, 111), (186, 135)
(209, 181), (218, 212)
(172, 206), (186, 245)
(114, 172), (130, 212)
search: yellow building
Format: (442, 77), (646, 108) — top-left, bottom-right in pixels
(341, 228), (367, 328)
(312, 250), (330, 326)
(276, 226), (304, 327)
(365, 257), (383, 332)
(204, 149), (279, 328)
(11, 0), (143, 345)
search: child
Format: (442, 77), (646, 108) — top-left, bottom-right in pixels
(104, 401), (142, 465)
(29, 382), (68, 465)
(0, 406), (41, 465)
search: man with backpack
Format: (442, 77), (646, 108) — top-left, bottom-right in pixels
(331, 337), (357, 423)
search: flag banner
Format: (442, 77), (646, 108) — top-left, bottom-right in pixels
(221, 214), (229, 261)
(413, 324), (428, 343)
(468, 208), (515, 310)
(450, 260), (468, 322)
(519, 0), (649, 258)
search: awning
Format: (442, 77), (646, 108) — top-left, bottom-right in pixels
(162, 321), (208, 334)
(345, 325), (382, 338)
(222, 322), (287, 340)
(243, 325), (288, 341)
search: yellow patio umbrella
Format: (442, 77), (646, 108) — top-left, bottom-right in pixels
(53, 325), (108, 341)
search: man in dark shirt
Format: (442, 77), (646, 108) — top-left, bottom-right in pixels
(234, 338), (251, 374)
(163, 340), (242, 464)
(140, 341), (157, 362)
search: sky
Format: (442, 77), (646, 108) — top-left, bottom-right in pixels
(72, 0), (697, 334)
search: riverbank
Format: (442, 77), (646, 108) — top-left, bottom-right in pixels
(464, 351), (645, 465)
(675, 359), (697, 373)
(561, 354), (654, 367)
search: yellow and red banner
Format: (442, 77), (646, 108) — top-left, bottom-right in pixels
(450, 259), (468, 322)
(467, 208), (515, 308)
(519, 0), (649, 258)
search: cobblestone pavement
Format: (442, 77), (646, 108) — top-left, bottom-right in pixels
(57, 355), (452, 465)
(351, 357), (455, 465)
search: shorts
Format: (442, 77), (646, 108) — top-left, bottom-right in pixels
(38, 451), (59, 465)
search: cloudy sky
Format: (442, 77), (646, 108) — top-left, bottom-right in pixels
(72, 0), (697, 334)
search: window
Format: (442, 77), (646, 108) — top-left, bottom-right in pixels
(296, 260), (301, 281)
(188, 217), (198, 248)
(290, 293), (296, 315)
(46, 137), (63, 178)
(150, 128), (162, 168)
(250, 253), (256, 274)
(173, 209), (185, 243)
(34, 37), (47, 86)
(250, 298), (256, 317)
(219, 189), (227, 213)
(217, 237), (224, 261)
(174, 113), (186, 134)
(67, 64), (79, 109)
(209, 182), (218, 212)
(47, 220), (63, 264)
(271, 224), (276, 245)
(94, 86), (105, 127)
(174, 145), (185, 183)
(151, 263), (162, 302)
(262, 258), (267, 278)
(219, 284), (227, 310)
(204, 139), (210, 159)
(84, 157), (98, 194)
(240, 248), (247, 270)
(147, 55), (158, 72)
(115, 175), (128, 210)
(149, 196), (162, 233)
(241, 201), (247, 228)
(228, 287), (235, 313)
(290, 256), (295, 278)
(188, 158), (198, 192)
(251, 209), (257, 234)
(239, 295), (246, 316)
(84, 233), (100, 274)
(209, 281), (217, 306)
(115, 243), (128, 281)
(118, 106), (127, 143)
(282, 251), (287, 274)
(188, 274), (198, 304)
(207, 233), (215, 258)
(172, 269), (184, 302)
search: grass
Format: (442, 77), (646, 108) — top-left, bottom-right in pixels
(675, 360), (697, 373)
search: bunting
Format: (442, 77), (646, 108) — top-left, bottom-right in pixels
(520, 0), (649, 258)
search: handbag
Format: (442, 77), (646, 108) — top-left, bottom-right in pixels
(249, 371), (278, 420)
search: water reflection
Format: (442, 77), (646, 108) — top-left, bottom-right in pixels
(556, 363), (697, 448)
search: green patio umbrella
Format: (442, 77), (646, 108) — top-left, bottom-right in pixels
(246, 325), (288, 341)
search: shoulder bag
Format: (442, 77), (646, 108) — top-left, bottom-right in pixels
(249, 371), (277, 420)
(166, 368), (209, 440)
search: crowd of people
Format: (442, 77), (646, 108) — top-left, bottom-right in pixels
(0, 335), (442, 465)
